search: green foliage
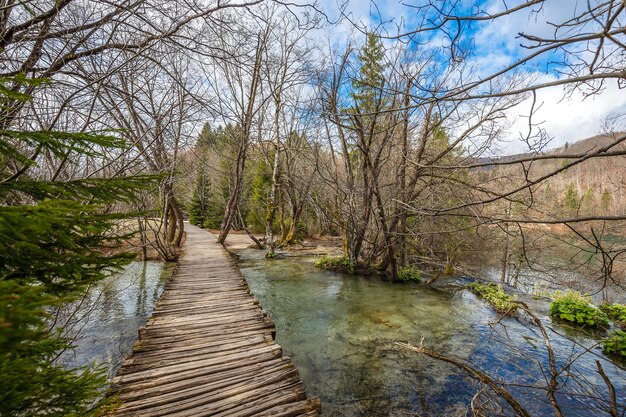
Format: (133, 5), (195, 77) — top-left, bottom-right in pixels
(543, 183), (555, 202)
(0, 201), (134, 294)
(292, 221), (307, 241)
(313, 256), (356, 274)
(548, 291), (609, 328)
(396, 265), (422, 282)
(189, 193), (207, 226)
(599, 303), (626, 328)
(467, 282), (518, 315)
(602, 330), (626, 359)
(601, 189), (611, 211)
(0, 281), (108, 417)
(245, 155), (273, 233)
(189, 165), (222, 228)
(352, 32), (385, 111)
(195, 122), (216, 149)
(0, 76), (149, 416)
(189, 123), (236, 229)
(563, 183), (580, 212)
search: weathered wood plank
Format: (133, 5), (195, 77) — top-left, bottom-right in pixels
(108, 224), (319, 416)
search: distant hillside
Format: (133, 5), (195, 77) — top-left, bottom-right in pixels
(475, 132), (626, 218)
(546, 133), (626, 155)
(475, 132), (626, 166)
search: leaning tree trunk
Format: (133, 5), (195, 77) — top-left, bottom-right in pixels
(265, 118), (281, 258)
(218, 143), (247, 245)
(160, 180), (184, 260)
(283, 204), (303, 245)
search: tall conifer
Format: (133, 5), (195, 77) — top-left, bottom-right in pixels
(0, 77), (152, 416)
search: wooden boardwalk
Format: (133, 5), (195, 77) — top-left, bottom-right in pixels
(109, 224), (320, 417)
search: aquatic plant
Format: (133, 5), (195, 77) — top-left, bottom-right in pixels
(313, 256), (355, 274)
(602, 330), (626, 359)
(548, 291), (609, 328)
(467, 282), (518, 315)
(530, 283), (550, 300)
(396, 265), (422, 282)
(599, 303), (626, 328)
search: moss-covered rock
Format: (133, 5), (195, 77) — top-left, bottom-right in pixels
(467, 282), (518, 315)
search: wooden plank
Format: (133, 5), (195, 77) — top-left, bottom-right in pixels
(108, 224), (319, 417)
(113, 364), (300, 416)
(116, 357), (291, 402)
(132, 329), (274, 352)
(115, 343), (282, 379)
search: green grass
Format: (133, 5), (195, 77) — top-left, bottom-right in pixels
(396, 265), (422, 282)
(549, 291), (609, 329)
(602, 330), (626, 359)
(467, 282), (518, 315)
(313, 256), (355, 274)
(599, 303), (626, 328)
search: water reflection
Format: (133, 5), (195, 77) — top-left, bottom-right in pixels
(237, 250), (625, 417)
(56, 261), (171, 377)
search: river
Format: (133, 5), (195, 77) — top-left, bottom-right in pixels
(62, 252), (624, 416)
(236, 248), (625, 417)
(56, 261), (172, 377)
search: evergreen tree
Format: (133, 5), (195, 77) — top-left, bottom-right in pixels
(352, 32), (385, 113)
(601, 189), (612, 212)
(582, 187), (595, 214)
(544, 183), (555, 203)
(189, 166), (211, 227)
(195, 122), (216, 150)
(563, 183), (580, 213)
(188, 124), (234, 229)
(0, 77), (152, 416)
(245, 155), (273, 233)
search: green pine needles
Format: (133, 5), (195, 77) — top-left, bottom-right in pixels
(0, 76), (154, 416)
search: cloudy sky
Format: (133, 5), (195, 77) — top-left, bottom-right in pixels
(313, 0), (626, 155)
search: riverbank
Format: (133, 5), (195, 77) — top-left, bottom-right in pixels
(213, 229), (344, 258)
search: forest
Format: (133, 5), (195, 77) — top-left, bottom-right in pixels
(1, 0), (625, 416)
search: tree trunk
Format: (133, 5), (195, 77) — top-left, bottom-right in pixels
(265, 123), (280, 257)
(218, 143), (247, 245)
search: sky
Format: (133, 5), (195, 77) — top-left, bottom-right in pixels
(311, 0), (626, 155)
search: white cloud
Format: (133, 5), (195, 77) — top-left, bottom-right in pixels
(302, 0), (624, 154)
(504, 79), (626, 154)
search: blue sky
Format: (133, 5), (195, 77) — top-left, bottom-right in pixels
(312, 0), (626, 154)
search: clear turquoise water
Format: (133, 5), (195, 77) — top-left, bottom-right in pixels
(56, 261), (171, 377)
(237, 250), (626, 417)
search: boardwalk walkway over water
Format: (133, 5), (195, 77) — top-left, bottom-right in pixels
(109, 224), (320, 417)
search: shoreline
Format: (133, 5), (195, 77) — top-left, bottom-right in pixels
(209, 229), (344, 258)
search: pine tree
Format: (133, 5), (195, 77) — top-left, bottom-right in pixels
(195, 122), (216, 150)
(563, 183), (580, 213)
(0, 76), (152, 416)
(189, 124), (233, 229)
(245, 155), (273, 233)
(352, 32), (385, 113)
(189, 169), (210, 227)
(601, 189), (612, 212)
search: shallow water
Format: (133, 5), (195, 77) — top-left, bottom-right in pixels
(56, 261), (171, 377)
(237, 250), (626, 417)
